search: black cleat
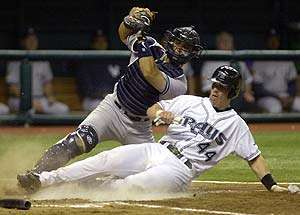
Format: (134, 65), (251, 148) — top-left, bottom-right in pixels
(17, 172), (41, 194)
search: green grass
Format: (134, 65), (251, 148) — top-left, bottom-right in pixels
(0, 131), (299, 182)
(199, 132), (300, 182)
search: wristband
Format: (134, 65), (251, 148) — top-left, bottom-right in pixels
(261, 173), (277, 191)
(135, 42), (152, 58)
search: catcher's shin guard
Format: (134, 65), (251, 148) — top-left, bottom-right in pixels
(33, 125), (99, 173)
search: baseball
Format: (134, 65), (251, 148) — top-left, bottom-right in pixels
(287, 184), (300, 194)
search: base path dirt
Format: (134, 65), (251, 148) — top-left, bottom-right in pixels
(0, 183), (299, 215)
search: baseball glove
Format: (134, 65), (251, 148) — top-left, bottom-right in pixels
(124, 7), (156, 32)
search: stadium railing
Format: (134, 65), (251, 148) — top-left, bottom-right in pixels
(1, 49), (300, 125)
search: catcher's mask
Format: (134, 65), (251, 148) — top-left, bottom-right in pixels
(163, 26), (203, 65)
(210, 65), (242, 99)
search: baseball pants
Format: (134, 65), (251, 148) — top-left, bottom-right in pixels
(39, 143), (194, 193)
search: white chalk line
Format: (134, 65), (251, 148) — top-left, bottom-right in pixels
(192, 180), (300, 185)
(33, 203), (107, 208)
(33, 201), (257, 215)
(114, 202), (257, 215)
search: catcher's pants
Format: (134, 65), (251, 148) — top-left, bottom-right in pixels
(79, 92), (155, 145)
(39, 143), (194, 193)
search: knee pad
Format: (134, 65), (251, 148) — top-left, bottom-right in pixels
(73, 125), (99, 153)
(33, 125), (98, 173)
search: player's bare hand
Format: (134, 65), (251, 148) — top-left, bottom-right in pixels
(158, 111), (175, 124)
(32, 100), (43, 113)
(243, 91), (255, 103)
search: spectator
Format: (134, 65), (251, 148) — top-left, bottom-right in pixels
(76, 29), (126, 112)
(182, 62), (196, 95)
(252, 29), (300, 113)
(201, 31), (257, 113)
(182, 61), (203, 96)
(0, 103), (9, 114)
(6, 27), (69, 114)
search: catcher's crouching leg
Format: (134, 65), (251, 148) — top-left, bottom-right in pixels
(32, 125), (99, 173)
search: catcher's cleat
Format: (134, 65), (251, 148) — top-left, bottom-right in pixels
(17, 172), (41, 194)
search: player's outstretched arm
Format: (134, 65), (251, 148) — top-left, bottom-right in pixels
(139, 57), (167, 92)
(118, 7), (155, 44)
(248, 155), (288, 192)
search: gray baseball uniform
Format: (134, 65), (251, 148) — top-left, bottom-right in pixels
(79, 32), (187, 145)
(38, 95), (260, 193)
(6, 61), (69, 114)
(23, 27), (191, 175)
(252, 61), (300, 113)
(0, 103), (9, 114)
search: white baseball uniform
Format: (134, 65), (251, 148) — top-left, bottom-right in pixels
(38, 95), (260, 193)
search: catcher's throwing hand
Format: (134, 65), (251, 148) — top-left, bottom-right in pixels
(124, 7), (156, 31)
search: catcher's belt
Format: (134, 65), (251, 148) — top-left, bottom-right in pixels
(114, 100), (149, 122)
(160, 141), (192, 169)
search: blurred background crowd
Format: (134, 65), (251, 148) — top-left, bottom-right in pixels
(0, 0), (300, 115)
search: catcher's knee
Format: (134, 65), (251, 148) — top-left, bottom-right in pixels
(72, 125), (99, 153)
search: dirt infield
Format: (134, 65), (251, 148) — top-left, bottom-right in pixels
(1, 182), (299, 215)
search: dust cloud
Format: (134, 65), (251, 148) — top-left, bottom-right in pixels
(32, 183), (189, 202)
(0, 140), (45, 196)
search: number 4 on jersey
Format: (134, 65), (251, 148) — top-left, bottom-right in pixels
(197, 143), (216, 162)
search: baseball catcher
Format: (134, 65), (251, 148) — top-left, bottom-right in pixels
(17, 6), (203, 193)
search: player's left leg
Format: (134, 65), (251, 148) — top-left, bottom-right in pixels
(30, 124), (99, 174)
(38, 143), (155, 187)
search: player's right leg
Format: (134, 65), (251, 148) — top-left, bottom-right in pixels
(21, 94), (123, 175)
(32, 124), (99, 173)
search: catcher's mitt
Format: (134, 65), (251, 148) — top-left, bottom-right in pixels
(124, 7), (156, 32)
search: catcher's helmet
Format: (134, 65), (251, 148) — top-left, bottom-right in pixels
(163, 26), (203, 64)
(210, 65), (242, 99)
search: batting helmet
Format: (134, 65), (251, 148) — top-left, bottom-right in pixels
(210, 65), (242, 99)
(163, 26), (203, 64)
